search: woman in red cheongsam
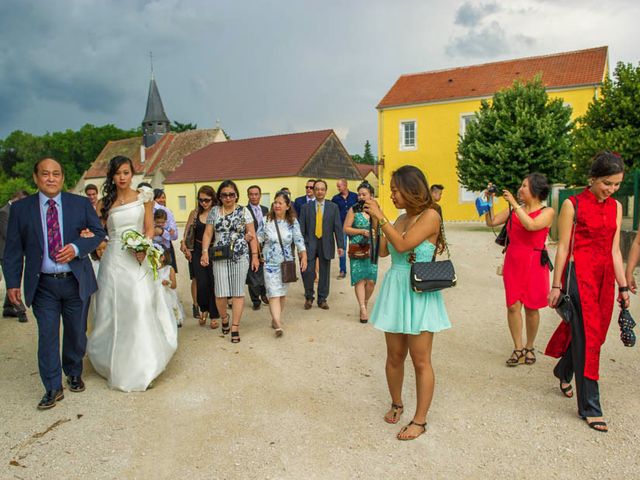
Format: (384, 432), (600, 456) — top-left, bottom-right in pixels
(546, 152), (629, 433)
(485, 173), (555, 366)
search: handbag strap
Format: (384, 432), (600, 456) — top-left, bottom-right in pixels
(405, 211), (451, 264)
(274, 219), (287, 257)
(564, 197), (579, 293)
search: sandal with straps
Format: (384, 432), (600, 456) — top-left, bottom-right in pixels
(506, 349), (525, 367)
(384, 403), (404, 424)
(559, 380), (574, 398)
(523, 347), (536, 365)
(221, 314), (231, 335)
(230, 323), (240, 343)
(397, 420), (427, 441)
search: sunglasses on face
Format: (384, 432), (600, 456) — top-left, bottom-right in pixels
(305, 185), (314, 190)
(198, 197), (212, 203)
(220, 192), (237, 199)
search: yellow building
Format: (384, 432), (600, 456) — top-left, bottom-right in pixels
(376, 46), (609, 220)
(163, 129), (362, 222)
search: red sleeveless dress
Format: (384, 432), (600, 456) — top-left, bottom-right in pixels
(502, 209), (550, 308)
(545, 189), (617, 381)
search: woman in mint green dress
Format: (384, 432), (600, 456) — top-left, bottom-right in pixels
(365, 165), (451, 441)
(344, 182), (378, 323)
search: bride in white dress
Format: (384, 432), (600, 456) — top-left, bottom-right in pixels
(88, 156), (177, 392)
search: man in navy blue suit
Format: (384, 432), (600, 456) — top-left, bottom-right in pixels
(3, 158), (105, 409)
(293, 179), (316, 217)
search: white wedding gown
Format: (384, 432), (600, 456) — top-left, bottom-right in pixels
(88, 189), (177, 392)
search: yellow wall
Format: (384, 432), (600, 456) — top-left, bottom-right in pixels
(164, 176), (348, 223)
(377, 86), (600, 221)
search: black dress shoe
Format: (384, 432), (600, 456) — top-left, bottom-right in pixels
(67, 376), (85, 393)
(3, 308), (18, 318)
(38, 389), (64, 410)
(17, 310), (28, 323)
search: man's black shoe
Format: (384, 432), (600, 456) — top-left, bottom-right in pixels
(3, 308), (18, 318)
(67, 376), (85, 393)
(37, 389), (64, 410)
(17, 310), (28, 323)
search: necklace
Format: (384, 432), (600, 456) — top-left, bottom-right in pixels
(222, 205), (235, 215)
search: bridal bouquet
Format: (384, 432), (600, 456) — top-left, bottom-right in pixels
(121, 229), (162, 280)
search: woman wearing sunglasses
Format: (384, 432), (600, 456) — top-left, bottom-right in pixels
(201, 180), (260, 343)
(181, 186), (220, 327)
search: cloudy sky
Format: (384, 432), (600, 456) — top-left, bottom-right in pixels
(1, 0), (638, 154)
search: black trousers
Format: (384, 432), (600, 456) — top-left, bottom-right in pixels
(247, 265), (266, 305)
(302, 239), (331, 303)
(553, 275), (602, 418)
(192, 246), (219, 318)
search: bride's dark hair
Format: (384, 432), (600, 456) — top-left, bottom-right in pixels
(101, 156), (134, 221)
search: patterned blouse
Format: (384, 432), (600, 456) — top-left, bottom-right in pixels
(257, 219), (306, 265)
(206, 206), (254, 262)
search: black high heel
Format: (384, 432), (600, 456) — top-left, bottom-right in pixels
(230, 323), (240, 343)
(221, 314), (231, 334)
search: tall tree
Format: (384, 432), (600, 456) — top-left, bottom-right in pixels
(362, 140), (375, 165)
(569, 62), (640, 185)
(457, 77), (573, 194)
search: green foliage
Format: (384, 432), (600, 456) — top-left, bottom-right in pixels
(569, 62), (640, 185)
(0, 172), (34, 205)
(351, 140), (376, 165)
(457, 77), (573, 194)
(0, 124), (140, 189)
(171, 121), (197, 132)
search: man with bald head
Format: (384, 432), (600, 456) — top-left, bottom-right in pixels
(3, 158), (105, 409)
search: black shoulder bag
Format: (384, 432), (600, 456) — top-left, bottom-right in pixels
(274, 220), (298, 283)
(409, 219), (457, 293)
(495, 208), (512, 248)
(554, 198), (578, 323)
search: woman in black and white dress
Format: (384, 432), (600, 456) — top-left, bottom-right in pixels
(201, 180), (259, 343)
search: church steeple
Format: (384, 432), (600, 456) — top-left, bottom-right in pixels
(142, 58), (170, 147)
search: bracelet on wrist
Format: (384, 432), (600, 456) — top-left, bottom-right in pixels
(552, 285), (562, 289)
(619, 286), (629, 293)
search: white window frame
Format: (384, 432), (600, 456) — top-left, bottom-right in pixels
(399, 120), (417, 151)
(458, 112), (481, 203)
(178, 195), (187, 211)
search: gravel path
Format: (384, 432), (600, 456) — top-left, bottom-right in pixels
(1, 223), (639, 479)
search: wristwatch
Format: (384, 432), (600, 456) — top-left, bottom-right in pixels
(379, 217), (388, 227)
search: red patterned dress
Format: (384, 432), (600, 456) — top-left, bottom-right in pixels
(545, 189), (617, 381)
(503, 208), (550, 308)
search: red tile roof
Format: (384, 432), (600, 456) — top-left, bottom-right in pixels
(377, 46), (608, 109)
(355, 164), (378, 178)
(164, 130), (335, 184)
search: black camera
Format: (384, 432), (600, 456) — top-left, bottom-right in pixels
(353, 200), (365, 213)
(487, 185), (499, 195)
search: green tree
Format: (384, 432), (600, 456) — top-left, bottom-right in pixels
(0, 173), (33, 205)
(362, 140), (375, 165)
(457, 77), (573, 194)
(569, 62), (640, 185)
(351, 154), (363, 163)
(171, 121), (197, 132)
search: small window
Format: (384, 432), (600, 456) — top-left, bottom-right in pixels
(178, 196), (187, 210)
(399, 121), (417, 150)
(459, 114), (476, 137)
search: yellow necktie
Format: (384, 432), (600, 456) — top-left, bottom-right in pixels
(315, 202), (323, 238)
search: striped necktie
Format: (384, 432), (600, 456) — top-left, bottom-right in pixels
(46, 199), (62, 261)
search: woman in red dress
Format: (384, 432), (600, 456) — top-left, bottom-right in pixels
(485, 173), (555, 366)
(546, 152), (629, 433)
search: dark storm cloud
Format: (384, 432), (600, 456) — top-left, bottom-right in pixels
(454, 1), (500, 27)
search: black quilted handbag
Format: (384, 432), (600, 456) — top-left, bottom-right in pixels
(618, 305), (636, 347)
(409, 221), (456, 293)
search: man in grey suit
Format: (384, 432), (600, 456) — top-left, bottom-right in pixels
(299, 179), (344, 310)
(1, 190), (29, 321)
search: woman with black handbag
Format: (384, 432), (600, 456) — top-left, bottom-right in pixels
(180, 185), (220, 327)
(364, 166), (451, 441)
(344, 182), (379, 323)
(546, 152), (629, 433)
(484, 174), (555, 367)
(257, 191), (307, 337)
(201, 180), (260, 343)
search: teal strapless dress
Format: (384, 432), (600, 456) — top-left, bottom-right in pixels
(370, 240), (451, 334)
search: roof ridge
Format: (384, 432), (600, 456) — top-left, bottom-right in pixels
(228, 129), (334, 143)
(399, 46), (608, 79)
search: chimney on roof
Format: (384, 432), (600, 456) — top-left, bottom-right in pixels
(142, 54), (170, 148)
